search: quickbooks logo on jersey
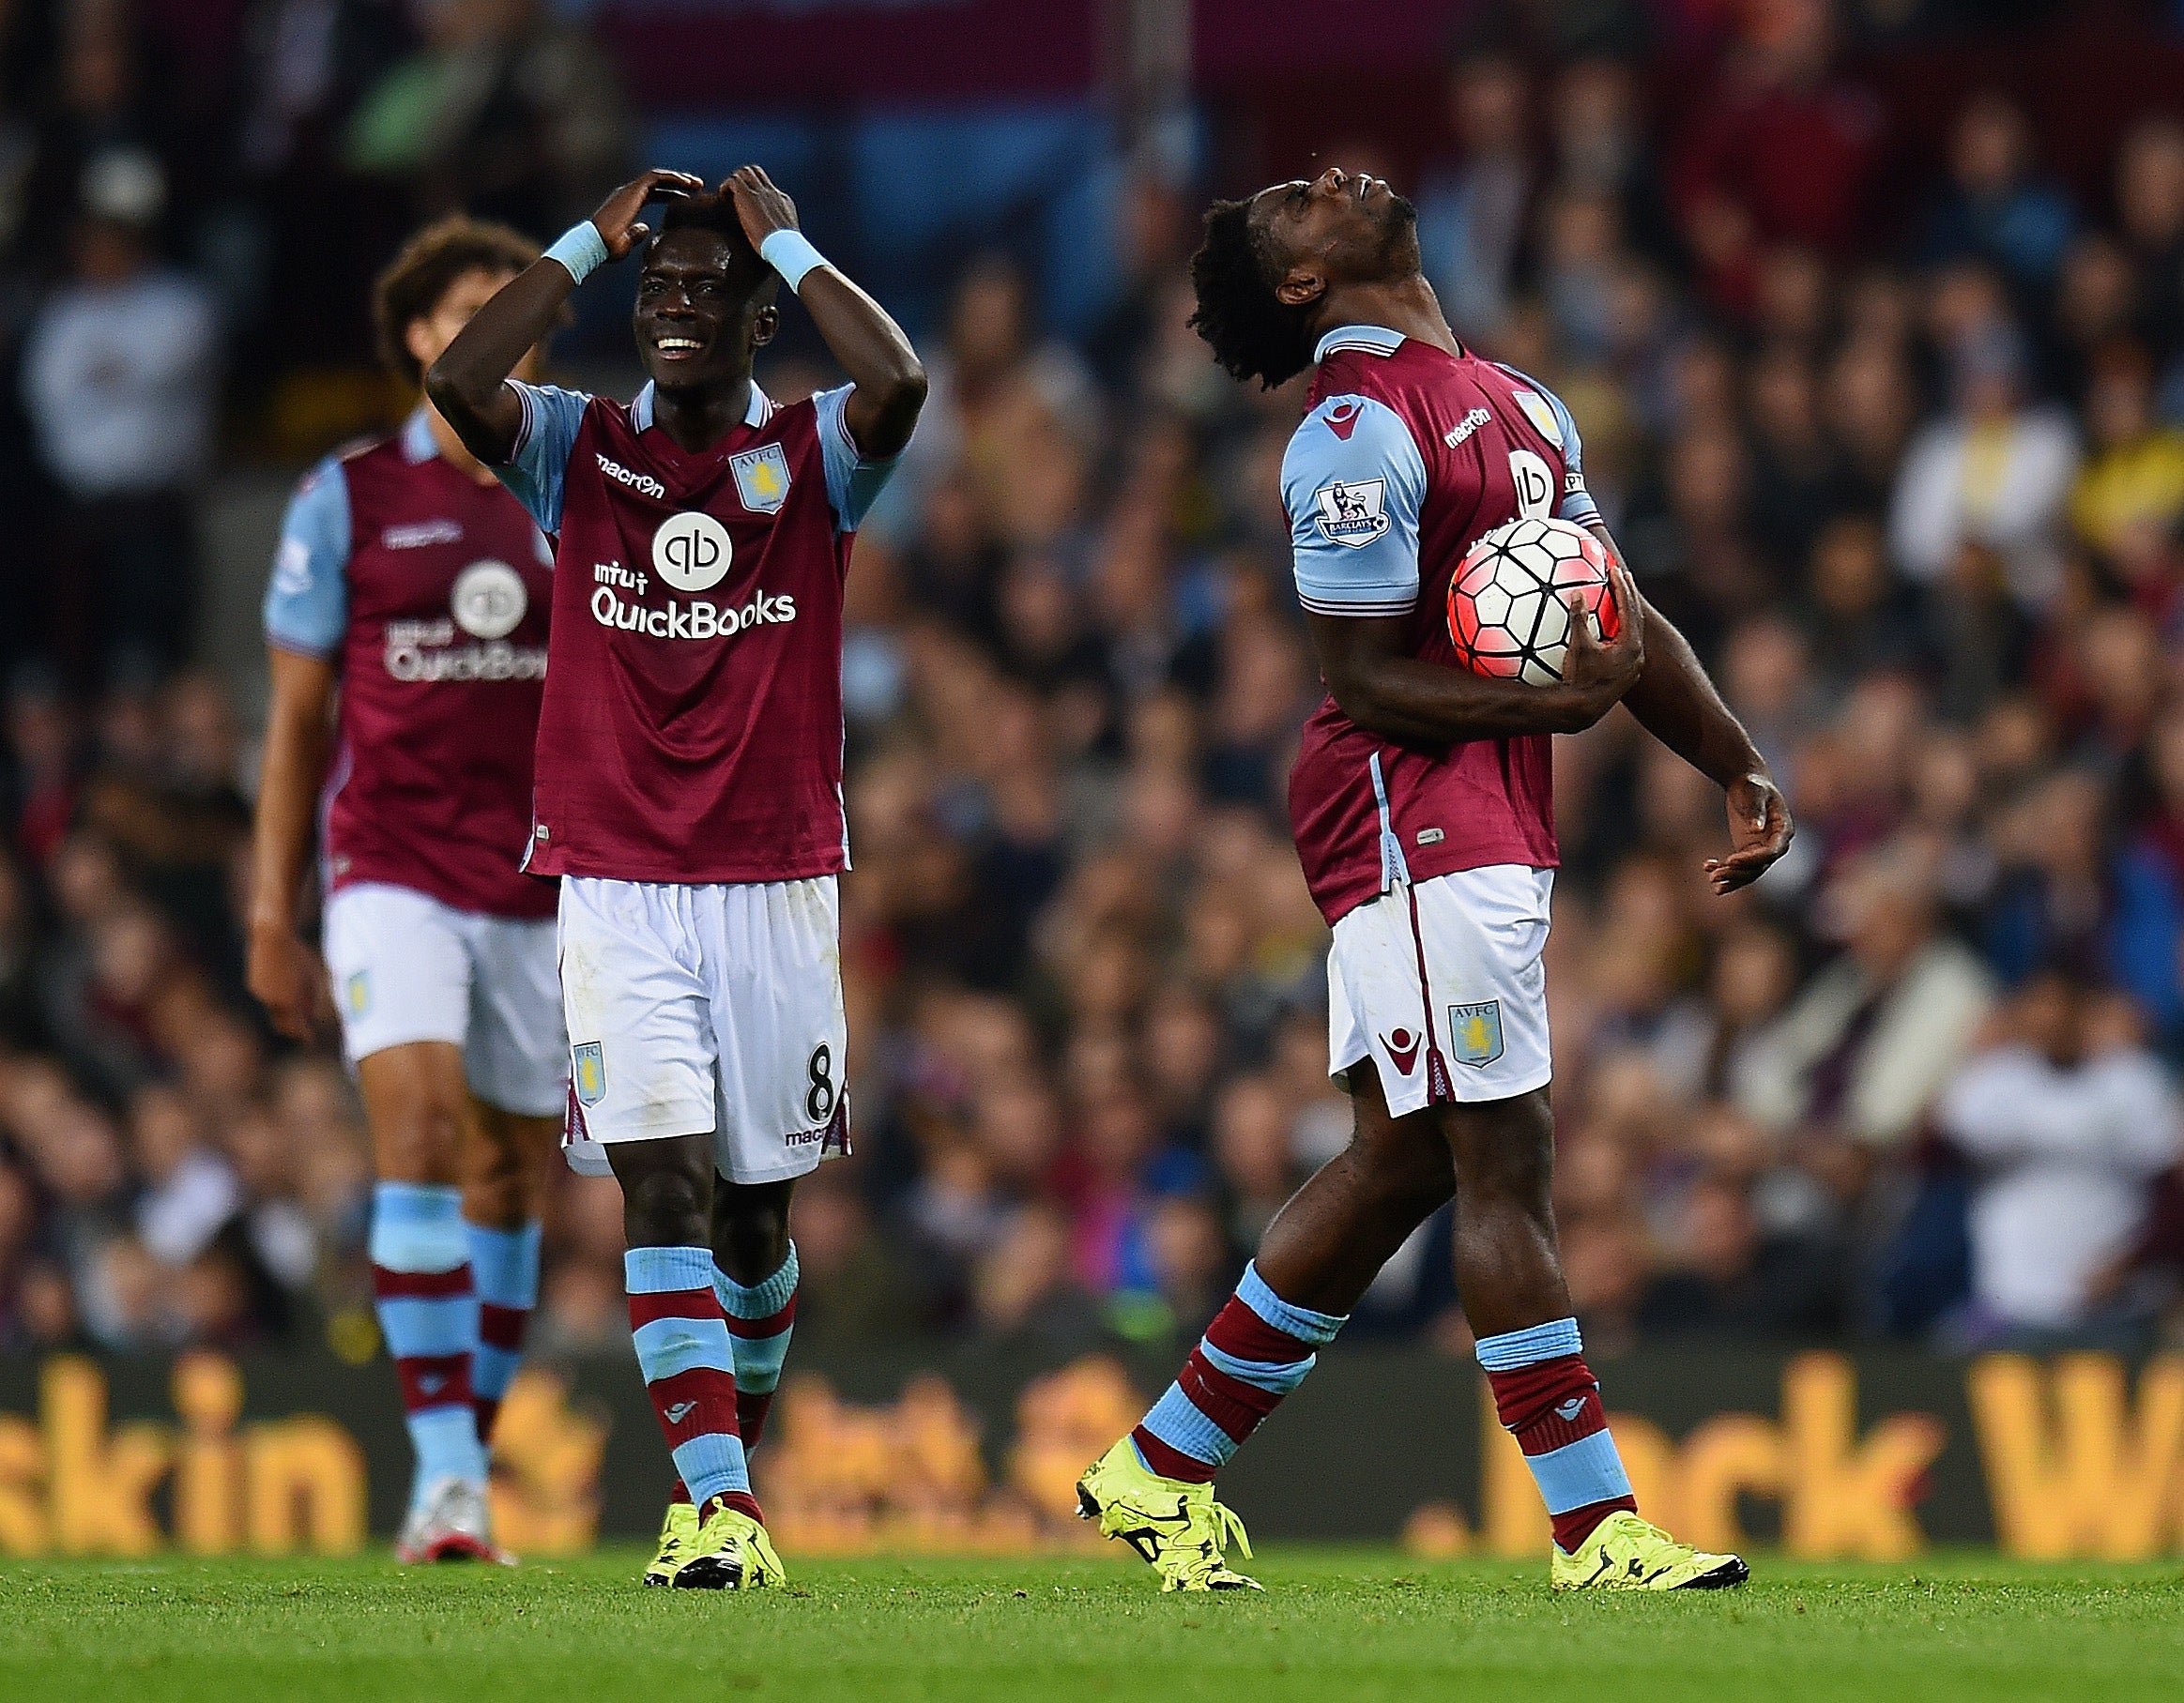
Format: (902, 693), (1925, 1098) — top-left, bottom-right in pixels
(653, 511), (731, 592)
(589, 560), (796, 641)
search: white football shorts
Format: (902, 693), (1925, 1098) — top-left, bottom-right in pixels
(1326, 863), (1555, 1117)
(321, 882), (568, 1117)
(556, 874), (848, 1185)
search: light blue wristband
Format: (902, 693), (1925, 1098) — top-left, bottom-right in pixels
(544, 220), (611, 284)
(759, 229), (829, 292)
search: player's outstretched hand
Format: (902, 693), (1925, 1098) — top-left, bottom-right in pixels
(1555, 562), (1646, 728)
(588, 169), (708, 261)
(725, 165), (799, 251)
(247, 922), (337, 1043)
(1704, 772), (1795, 895)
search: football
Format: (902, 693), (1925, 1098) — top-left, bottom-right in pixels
(1446, 515), (1620, 685)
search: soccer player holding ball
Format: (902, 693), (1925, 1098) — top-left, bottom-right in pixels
(428, 167), (924, 1588)
(251, 220), (568, 1564)
(1076, 168), (1793, 1591)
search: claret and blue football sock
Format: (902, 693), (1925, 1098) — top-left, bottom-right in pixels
(1476, 1316), (1637, 1553)
(1129, 1261), (1346, 1482)
(714, 1241), (799, 1450)
(625, 1246), (761, 1521)
(465, 1217), (541, 1446)
(370, 1181), (487, 1504)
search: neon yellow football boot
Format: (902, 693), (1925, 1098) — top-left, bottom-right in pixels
(671, 1498), (788, 1590)
(1550, 1510), (1749, 1591)
(641, 1497), (699, 1587)
(1076, 1437), (1260, 1592)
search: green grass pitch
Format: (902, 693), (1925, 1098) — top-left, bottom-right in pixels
(2, 1548), (2179, 1702)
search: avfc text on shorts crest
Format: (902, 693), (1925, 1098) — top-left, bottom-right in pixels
(1446, 1000), (1504, 1068)
(572, 1041), (606, 1105)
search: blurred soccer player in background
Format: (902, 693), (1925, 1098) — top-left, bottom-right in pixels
(250, 220), (569, 1564)
(428, 166), (925, 1588)
(1077, 167), (1794, 1592)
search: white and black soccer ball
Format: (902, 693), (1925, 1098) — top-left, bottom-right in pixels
(1446, 515), (1619, 685)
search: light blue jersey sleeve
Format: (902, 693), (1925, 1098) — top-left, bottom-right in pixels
(499, 381), (592, 534)
(1282, 394), (1428, 616)
(263, 455), (351, 657)
(813, 383), (904, 533)
(1491, 363), (1603, 530)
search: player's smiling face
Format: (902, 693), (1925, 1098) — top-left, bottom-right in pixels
(1253, 166), (1421, 299)
(634, 228), (778, 392)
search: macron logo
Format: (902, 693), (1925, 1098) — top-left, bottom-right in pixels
(1443, 407), (1492, 449)
(664, 1401), (697, 1424)
(1555, 1396), (1588, 1422)
(1323, 400), (1363, 440)
(596, 454), (665, 499)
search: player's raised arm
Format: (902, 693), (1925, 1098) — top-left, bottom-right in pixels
(726, 165), (926, 459)
(426, 168), (705, 464)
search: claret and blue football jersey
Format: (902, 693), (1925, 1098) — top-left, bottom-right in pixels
(1281, 324), (1602, 925)
(263, 409), (557, 920)
(496, 378), (896, 886)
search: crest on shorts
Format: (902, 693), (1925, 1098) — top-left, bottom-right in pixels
(573, 1042), (606, 1105)
(1446, 1001), (1504, 1068)
(730, 444), (792, 515)
(345, 972), (370, 1018)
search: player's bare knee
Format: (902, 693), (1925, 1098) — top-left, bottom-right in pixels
(711, 1178), (793, 1284)
(611, 1140), (712, 1246)
(371, 1096), (466, 1185)
(459, 1163), (526, 1231)
(1443, 1091), (1555, 1217)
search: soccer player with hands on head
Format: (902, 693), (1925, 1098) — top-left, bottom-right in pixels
(251, 218), (571, 1566)
(428, 164), (924, 1589)
(1075, 166), (1792, 1593)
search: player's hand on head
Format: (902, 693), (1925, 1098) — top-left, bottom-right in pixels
(1704, 772), (1795, 896)
(246, 922), (337, 1043)
(588, 169), (708, 260)
(726, 166), (799, 250)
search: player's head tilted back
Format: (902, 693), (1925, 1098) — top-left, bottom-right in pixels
(634, 189), (780, 393)
(1189, 166), (1421, 388)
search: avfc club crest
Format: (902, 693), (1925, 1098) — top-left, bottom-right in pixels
(730, 443), (793, 515)
(1312, 478), (1390, 548)
(572, 1042), (607, 1105)
(1446, 1001), (1505, 1068)
(1512, 389), (1565, 449)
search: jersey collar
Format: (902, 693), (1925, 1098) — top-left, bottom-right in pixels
(1313, 324), (1407, 362)
(400, 406), (439, 464)
(630, 379), (773, 434)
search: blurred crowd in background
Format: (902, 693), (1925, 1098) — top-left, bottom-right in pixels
(5, 0), (2184, 1368)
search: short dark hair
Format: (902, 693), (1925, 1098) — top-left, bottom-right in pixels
(1187, 194), (1316, 389)
(373, 216), (540, 385)
(649, 190), (774, 297)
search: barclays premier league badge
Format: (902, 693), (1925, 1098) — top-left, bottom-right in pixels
(730, 443), (792, 515)
(1312, 478), (1389, 548)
